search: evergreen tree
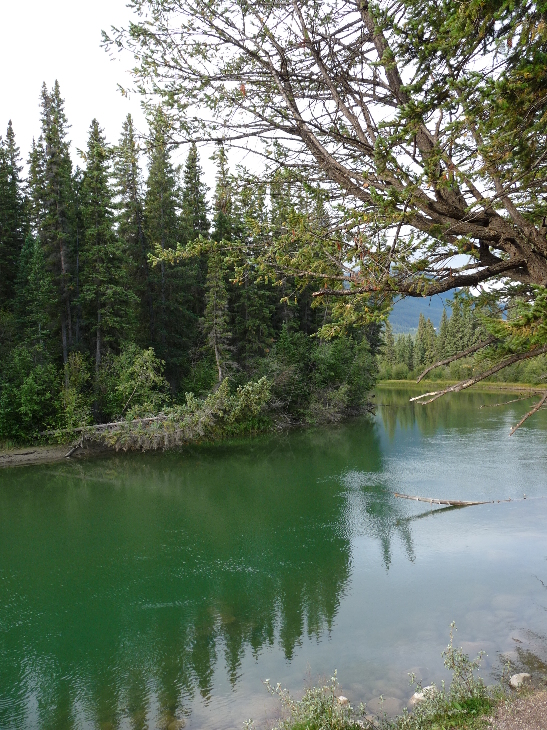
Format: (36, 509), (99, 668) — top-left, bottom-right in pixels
(437, 309), (449, 359)
(230, 175), (276, 360)
(14, 235), (55, 349)
(462, 300), (477, 348)
(180, 142), (209, 242)
(32, 81), (76, 365)
(424, 318), (437, 365)
(211, 145), (232, 243)
(79, 119), (135, 372)
(383, 321), (396, 365)
(413, 313), (427, 369)
(202, 251), (232, 383)
(114, 114), (154, 342)
(0, 122), (27, 309)
(145, 108), (195, 376)
(27, 137), (46, 234)
(447, 298), (464, 356)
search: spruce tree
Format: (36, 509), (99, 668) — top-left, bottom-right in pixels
(27, 137), (46, 234)
(145, 108), (196, 376)
(14, 235), (55, 348)
(114, 114), (154, 342)
(0, 122), (27, 309)
(413, 313), (427, 369)
(405, 334), (414, 371)
(447, 298), (464, 356)
(437, 309), (449, 359)
(32, 81), (76, 365)
(229, 174), (276, 361)
(79, 119), (135, 372)
(180, 142), (209, 243)
(424, 318), (437, 365)
(211, 145), (232, 243)
(383, 321), (396, 365)
(202, 251), (232, 382)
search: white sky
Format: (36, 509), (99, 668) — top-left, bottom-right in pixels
(0, 0), (207, 175)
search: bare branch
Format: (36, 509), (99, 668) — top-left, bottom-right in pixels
(479, 394), (536, 409)
(410, 345), (547, 404)
(509, 392), (547, 435)
(416, 336), (497, 382)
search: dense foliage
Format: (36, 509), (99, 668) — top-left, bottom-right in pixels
(104, 0), (547, 399)
(0, 88), (378, 444)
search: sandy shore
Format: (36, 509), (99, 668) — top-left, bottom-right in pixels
(488, 690), (547, 730)
(0, 444), (76, 468)
(0, 444), (108, 469)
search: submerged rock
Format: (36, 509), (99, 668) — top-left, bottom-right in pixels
(367, 696), (403, 715)
(509, 673), (531, 689)
(409, 685), (437, 706)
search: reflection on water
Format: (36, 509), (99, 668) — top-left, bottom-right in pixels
(1, 386), (547, 729)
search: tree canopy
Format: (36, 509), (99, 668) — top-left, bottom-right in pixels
(106, 0), (547, 297)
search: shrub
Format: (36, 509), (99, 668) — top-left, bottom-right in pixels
(0, 345), (60, 441)
(96, 345), (170, 421)
(250, 626), (498, 730)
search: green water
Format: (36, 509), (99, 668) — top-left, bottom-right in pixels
(1, 386), (547, 729)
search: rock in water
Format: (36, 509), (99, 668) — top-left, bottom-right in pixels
(409, 686), (437, 706)
(509, 673), (531, 689)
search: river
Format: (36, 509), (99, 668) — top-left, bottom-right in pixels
(1, 385), (547, 729)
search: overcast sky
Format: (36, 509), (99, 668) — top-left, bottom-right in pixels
(1, 0), (149, 165)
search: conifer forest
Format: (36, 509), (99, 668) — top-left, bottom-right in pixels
(2, 0), (547, 445)
(0, 84), (378, 444)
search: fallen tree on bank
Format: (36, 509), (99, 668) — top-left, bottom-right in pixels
(61, 378), (273, 454)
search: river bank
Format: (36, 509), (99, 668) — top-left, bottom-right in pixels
(488, 690), (547, 730)
(1, 380), (545, 468)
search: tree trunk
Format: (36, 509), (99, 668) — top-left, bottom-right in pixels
(95, 308), (101, 374)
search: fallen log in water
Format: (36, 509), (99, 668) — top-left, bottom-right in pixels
(394, 492), (499, 506)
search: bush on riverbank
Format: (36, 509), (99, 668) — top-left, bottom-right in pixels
(256, 627), (500, 730)
(1, 328), (377, 448)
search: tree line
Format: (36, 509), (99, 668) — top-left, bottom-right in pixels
(0, 82), (379, 443)
(379, 300), (547, 385)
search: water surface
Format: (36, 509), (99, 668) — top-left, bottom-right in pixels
(1, 386), (547, 729)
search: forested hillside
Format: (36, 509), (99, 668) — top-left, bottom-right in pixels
(0, 84), (379, 444)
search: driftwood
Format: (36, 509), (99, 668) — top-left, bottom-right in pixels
(509, 391), (547, 435)
(479, 394), (535, 408)
(394, 492), (497, 506)
(41, 415), (167, 437)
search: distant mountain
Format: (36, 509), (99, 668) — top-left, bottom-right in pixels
(389, 294), (451, 333)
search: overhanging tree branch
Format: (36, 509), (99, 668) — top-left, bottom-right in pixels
(416, 336), (497, 382)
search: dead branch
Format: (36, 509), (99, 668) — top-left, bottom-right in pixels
(41, 415), (167, 437)
(394, 492), (494, 506)
(409, 345), (547, 404)
(479, 394), (535, 408)
(416, 336), (497, 382)
(509, 391), (547, 435)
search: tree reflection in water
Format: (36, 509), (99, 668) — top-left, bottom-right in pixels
(0, 418), (418, 730)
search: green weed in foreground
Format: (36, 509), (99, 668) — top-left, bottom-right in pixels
(249, 625), (502, 730)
